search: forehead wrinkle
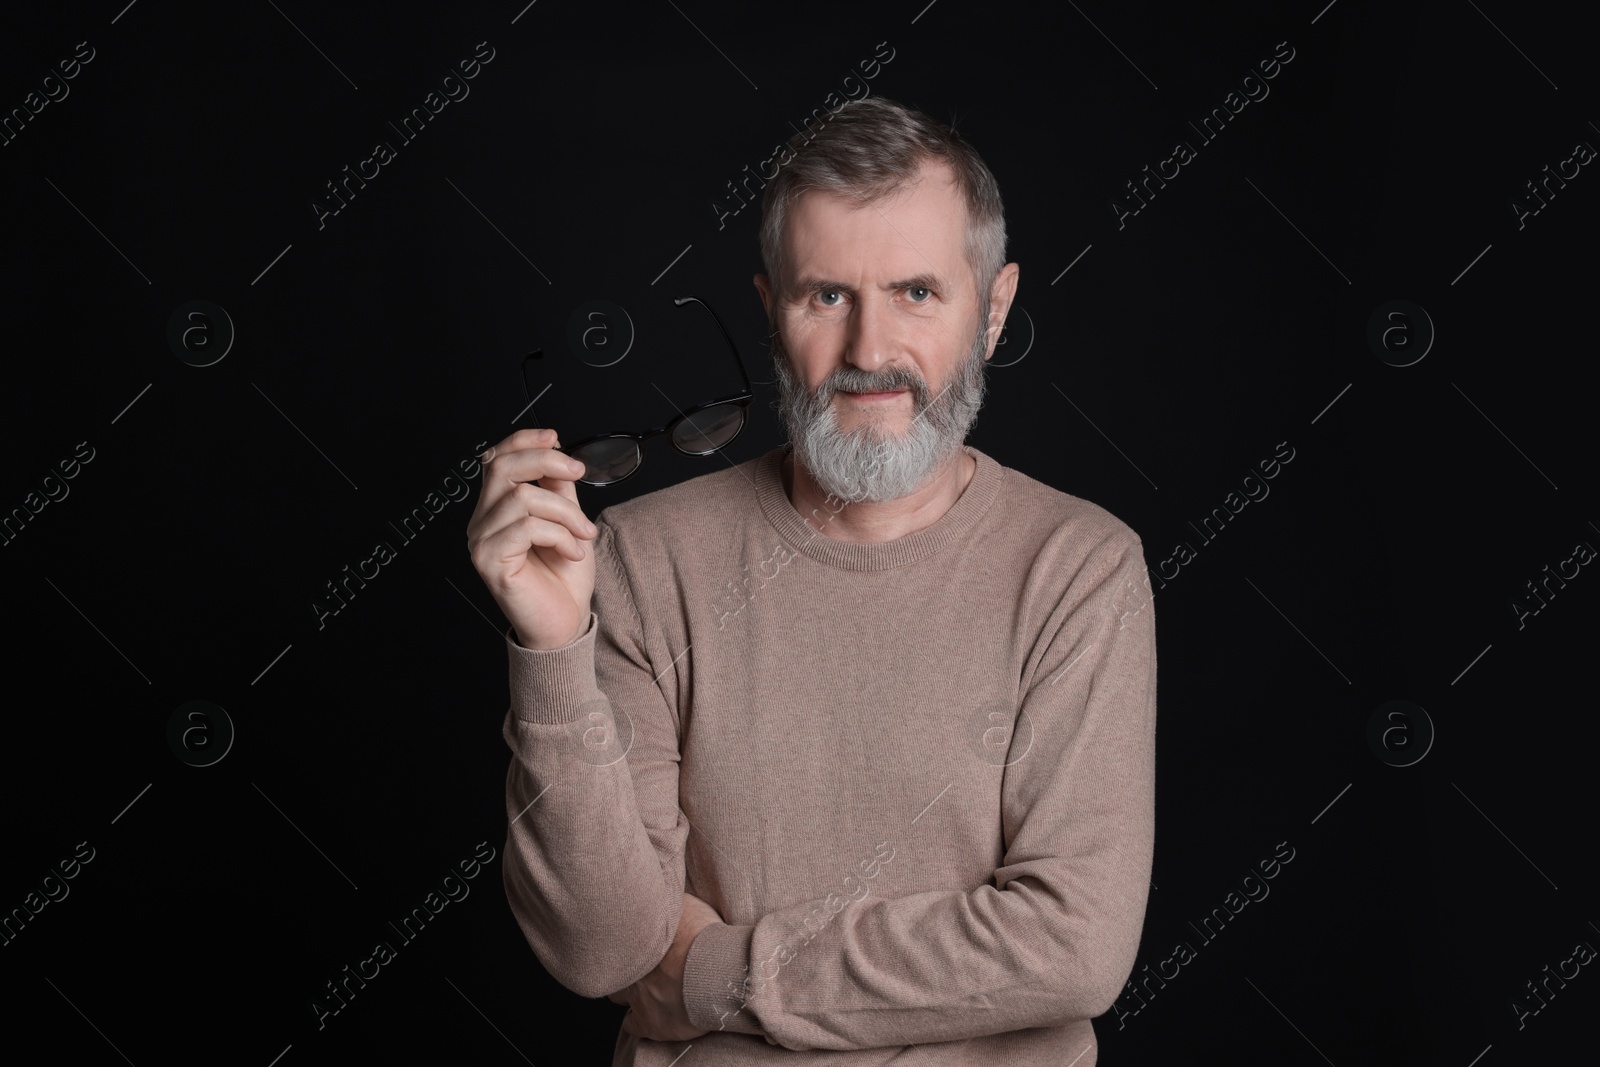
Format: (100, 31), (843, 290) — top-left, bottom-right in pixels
(783, 163), (971, 297)
(866, 199), (950, 292)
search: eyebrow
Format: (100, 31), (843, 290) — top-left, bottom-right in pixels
(791, 273), (948, 295)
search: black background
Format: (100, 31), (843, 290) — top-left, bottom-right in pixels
(2, 1), (1595, 1063)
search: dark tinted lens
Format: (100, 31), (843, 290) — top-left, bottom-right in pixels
(670, 404), (745, 454)
(572, 437), (641, 484)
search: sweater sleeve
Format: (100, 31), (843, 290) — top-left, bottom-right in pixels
(499, 518), (692, 999)
(679, 534), (1158, 1050)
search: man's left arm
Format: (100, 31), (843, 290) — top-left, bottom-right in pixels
(678, 535), (1157, 1051)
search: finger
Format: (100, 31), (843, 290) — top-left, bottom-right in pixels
(475, 428), (559, 494)
(472, 430), (586, 514)
(481, 427), (559, 465)
(488, 453), (589, 534)
(470, 486), (598, 566)
(488, 429), (586, 488)
(469, 482), (598, 567)
(475, 511), (590, 567)
(511, 480), (599, 541)
(468, 480), (596, 559)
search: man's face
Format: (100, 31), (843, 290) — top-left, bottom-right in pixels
(758, 159), (1006, 504)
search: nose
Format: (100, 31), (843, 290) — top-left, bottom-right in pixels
(844, 292), (893, 375)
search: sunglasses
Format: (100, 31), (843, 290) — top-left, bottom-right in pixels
(522, 296), (753, 487)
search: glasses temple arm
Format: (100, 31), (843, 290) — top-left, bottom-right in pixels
(674, 296), (751, 394)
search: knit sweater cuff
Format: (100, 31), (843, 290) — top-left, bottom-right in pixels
(504, 613), (604, 725)
(682, 922), (763, 1035)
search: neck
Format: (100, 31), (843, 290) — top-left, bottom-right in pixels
(782, 445), (976, 543)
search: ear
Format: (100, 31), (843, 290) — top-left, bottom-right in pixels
(982, 263), (1021, 361)
(754, 273), (775, 320)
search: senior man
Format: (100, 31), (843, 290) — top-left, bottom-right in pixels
(468, 95), (1157, 1065)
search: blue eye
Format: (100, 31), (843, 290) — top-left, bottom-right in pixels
(907, 287), (931, 302)
(817, 291), (842, 306)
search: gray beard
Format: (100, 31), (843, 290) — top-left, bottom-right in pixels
(770, 318), (990, 505)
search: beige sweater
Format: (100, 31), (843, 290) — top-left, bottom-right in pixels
(500, 444), (1157, 1065)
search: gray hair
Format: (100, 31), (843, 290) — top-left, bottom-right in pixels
(758, 96), (1008, 315)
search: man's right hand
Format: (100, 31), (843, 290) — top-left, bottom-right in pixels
(467, 428), (598, 650)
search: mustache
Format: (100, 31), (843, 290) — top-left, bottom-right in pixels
(819, 365), (926, 399)
(766, 325), (930, 405)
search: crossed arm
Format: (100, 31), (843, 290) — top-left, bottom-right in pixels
(501, 522), (1156, 1051)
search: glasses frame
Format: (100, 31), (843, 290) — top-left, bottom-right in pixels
(521, 296), (754, 487)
